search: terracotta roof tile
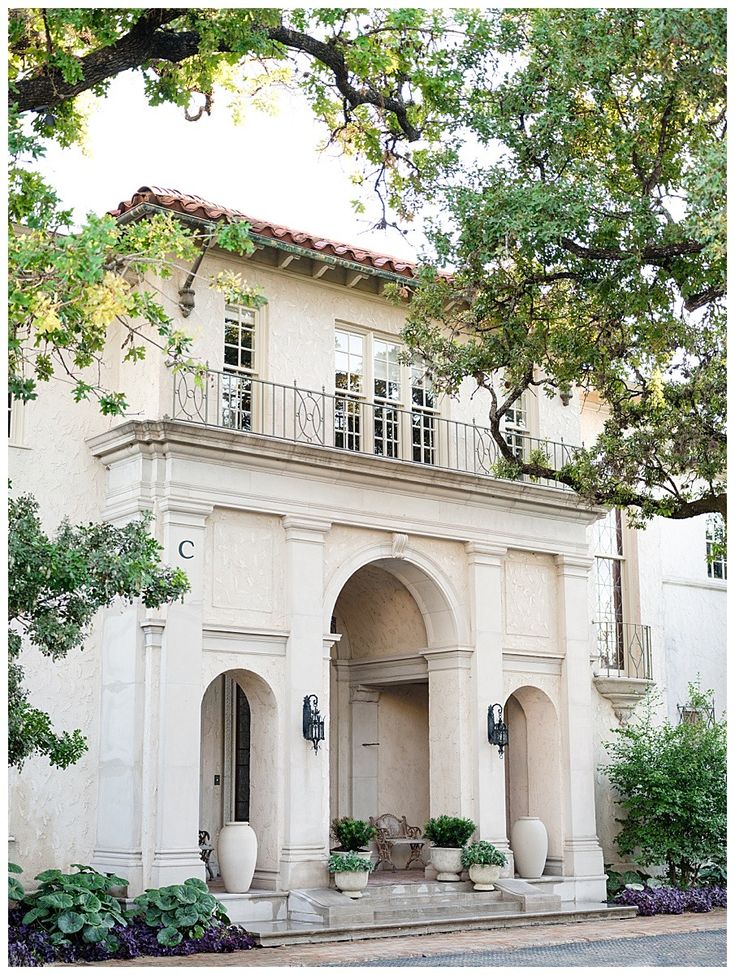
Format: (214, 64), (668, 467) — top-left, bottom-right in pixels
(110, 185), (418, 278)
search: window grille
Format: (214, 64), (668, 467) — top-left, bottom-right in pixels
(410, 359), (438, 465)
(222, 305), (256, 431)
(594, 508), (625, 670)
(502, 393), (529, 460)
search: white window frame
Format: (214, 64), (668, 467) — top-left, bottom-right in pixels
(8, 395), (28, 448)
(501, 391), (530, 460)
(705, 514), (727, 581)
(333, 324), (440, 464)
(594, 508), (626, 673)
(221, 304), (260, 432)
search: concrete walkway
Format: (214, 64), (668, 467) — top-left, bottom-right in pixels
(91, 908), (726, 967)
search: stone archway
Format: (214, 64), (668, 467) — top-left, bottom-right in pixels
(504, 684), (563, 876)
(199, 668), (279, 888)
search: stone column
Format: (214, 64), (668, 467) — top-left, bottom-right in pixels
(423, 649), (474, 818)
(279, 516), (331, 890)
(466, 543), (513, 872)
(555, 553), (606, 899)
(350, 685), (381, 820)
(149, 499), (213, 887)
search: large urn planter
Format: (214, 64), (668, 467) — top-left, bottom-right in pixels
(333, 869), (370, 899)
(510, 817), (548, 879)
(468, 863), (501, 891)
(430, 847), (464, 882)
(217, 821), (257, 893)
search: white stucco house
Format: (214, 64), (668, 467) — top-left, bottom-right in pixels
(8, 186), (726, 911)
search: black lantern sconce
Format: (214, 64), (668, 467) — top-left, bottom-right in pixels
(303, 694), (325, 753)
(487, 703), (509, 758)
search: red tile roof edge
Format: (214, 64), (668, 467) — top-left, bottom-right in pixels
(110, 185), (418, 278)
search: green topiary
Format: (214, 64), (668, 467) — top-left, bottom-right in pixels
(331, 817), (377, 852)
(424, 815), (476, 848)
(461, 841), (507, 868)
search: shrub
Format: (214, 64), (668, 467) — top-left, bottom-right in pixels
(18, 864), (128, 954)
(698, 863), (727, 887)
(461, 841), (507, 868)
(128, 877), (229, 947)
(328, 852), (373, 874)
(424, 816), (476, 848)
(331, 817), (377, 852)
(601, 683), (726, 887)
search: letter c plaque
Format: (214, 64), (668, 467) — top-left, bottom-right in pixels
(178, 539), (195, 559)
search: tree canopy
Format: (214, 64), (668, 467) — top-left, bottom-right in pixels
(8, 493), (190, 770)
(395, 7), (726, 522)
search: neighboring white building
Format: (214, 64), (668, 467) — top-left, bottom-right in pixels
(8, 186), (726, 902)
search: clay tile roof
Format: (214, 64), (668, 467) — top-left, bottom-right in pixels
(110, 185), (418, 279)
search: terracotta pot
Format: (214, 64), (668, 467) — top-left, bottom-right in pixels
(468, 863), (501, 891)
(217, 821), (257, 893)
(333, 869), (370, 898)
(510, 817), (548, 879)
(431, 846), (463, 882)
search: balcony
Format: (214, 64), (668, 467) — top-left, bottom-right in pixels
(593, 621), (654, 723)
(172, 369), (577, 489)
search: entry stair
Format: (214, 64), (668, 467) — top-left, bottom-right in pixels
(236, 878), (636, 947)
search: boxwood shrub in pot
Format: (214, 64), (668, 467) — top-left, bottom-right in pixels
(424, 816), (476, 882)
(331, 817), (377, 852)
(461, 841), (507, 891)
(328, 851), (374, 899)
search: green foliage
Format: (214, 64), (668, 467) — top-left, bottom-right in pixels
(490, 457), (523, 481)
(461, 841), (507, 868)
(698, 863), (727, 888)
(8, 491), (190, 770)
(604, 866), (662, 901)
(423, 816), (476, 849)
(401, 7), (726, 523)
(19, 865), (127, 953)
(601, 683), (726, 887)
(328, 852), (374, 874)
(331, 817), (377, 852)
(9, 862), (25, 902)
(129, 878), (229, 947)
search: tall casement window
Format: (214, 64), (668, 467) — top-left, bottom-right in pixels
(334, 326), (436, 462)
(594, 508), (625, 670)
(502, 392), (530, 460)
(222, 305), (257, 431)
(233, 685), (251, 822)
(706, 514), (727, 580)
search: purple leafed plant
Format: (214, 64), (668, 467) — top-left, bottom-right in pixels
(614, 885), (727, 916)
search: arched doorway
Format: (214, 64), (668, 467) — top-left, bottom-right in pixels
(504, 685), (563, 875)
(199, 668), (279, 887)
(326, 553), (467, 866)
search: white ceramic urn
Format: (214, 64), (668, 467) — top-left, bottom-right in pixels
(333, 869), (370, 898)
(217, 821), (258, 893)
(510, 817), (548, 879)
(431, 847), (464, 882)
(468, 863), (501, 891)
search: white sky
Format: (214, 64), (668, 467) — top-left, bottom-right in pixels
(36, 71), (423, 262)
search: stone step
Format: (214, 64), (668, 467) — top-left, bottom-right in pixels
(245, 903), (638, 947)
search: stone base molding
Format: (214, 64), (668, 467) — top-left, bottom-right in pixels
(279, 845), (329, 890)
(92, 849), (144, 893)
(150, 848), (206, 888)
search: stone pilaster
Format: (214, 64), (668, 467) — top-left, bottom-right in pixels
(349, 685), (381, 819)
(423, 648), (474, 819)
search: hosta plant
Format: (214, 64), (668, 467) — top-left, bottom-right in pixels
(331, 817), (377, 852)
(19, 864), (128, 953)
(328, 852), (373, 874)
(129, 877), (230, 947)
(424, 816), (476, 849)
(9, 861), (24, 902)
(461, 842), (508, 868)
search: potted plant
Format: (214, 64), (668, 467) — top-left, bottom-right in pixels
(424, 815), (476, 882)
(330, 817), (377, 866)
(328, 851), (374, 898)
(461, 841), (508, 890)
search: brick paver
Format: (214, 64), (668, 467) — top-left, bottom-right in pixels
(90, 908), (726, 967)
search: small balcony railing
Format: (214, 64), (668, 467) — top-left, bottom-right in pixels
(172, 369), (579, 489)
(595, 621), (653, 680)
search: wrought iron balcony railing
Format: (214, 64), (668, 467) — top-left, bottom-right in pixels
(172, 369), (579, 489)
(595, 621), (653, 680)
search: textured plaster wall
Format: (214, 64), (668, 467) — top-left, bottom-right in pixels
(334, 565), (427, 658)
(503, 551), (558, 652)
(199, 676), (225, 874)
(377, 684), (430, 830)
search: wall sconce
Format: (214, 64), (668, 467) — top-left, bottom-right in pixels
(303, 694), (325, 753)
(487, 703), (509, 758)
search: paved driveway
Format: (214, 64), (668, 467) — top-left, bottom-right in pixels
(341, 929), (726, 967)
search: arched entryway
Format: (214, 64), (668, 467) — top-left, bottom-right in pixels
(326, 552), (468, 868)
(199, 668), (278, 886)
(504, 685), (563, 876)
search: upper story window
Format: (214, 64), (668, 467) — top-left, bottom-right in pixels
(502, 392), (530, 460)
(333, 326), (437, 462)
(706, 514), (727, 580)
(594, 508), (625, 670)
(222, 305), (257, 431)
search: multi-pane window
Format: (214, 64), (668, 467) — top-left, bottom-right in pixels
(706, 515), (727, 580)
(410, 359), (438, 465)
(333, 327), (438, 464)
(594, 508), (625, 670)
(222, 306), (256, 431)
(503, 393), (529, 460)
